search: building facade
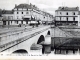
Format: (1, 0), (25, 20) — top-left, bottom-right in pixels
(78, 11), (80, 26)
(2, 3), (54, 25)
(55, 7), (79, 26)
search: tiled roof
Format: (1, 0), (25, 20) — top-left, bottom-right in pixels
(2, 10), (13, 14)
(14, 3), (53, 17)
(15, 4), (32, 9)
(56, 7), (79, 11)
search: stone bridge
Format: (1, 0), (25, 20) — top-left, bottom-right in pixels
(0, 25), (51, 55)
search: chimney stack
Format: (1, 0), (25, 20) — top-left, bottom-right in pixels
(15, 4), (17, 7)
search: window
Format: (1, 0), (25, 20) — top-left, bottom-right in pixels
(22, 12), (23, 14)
(60, 12), (62, 15)
(73, 12), (75, 15)
(67, 17), (68, 21)
(66, 12), (68, 15)
(17, 12), (18, 14)
(60, 17), (61, 21)
(73, 17), (75, 21)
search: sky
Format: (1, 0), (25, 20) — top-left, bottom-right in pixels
(0, 0), (80, 15)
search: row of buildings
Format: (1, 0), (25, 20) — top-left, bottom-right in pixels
(0, 3), (54, 25)
(55, 6), (80, 26)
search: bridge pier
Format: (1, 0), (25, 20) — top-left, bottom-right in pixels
(30, 44), (42, 54)
(40, 35), (51, 54)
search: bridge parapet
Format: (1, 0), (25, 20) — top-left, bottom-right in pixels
(0, 26), (50, 52)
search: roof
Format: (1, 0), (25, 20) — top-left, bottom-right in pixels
(2, 10), (13, 14)
(14, 4), (32, 9)
(56, 7), (79, 11)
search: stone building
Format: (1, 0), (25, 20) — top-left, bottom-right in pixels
(55, 7), (79, 26)
(78, 11), (80, 26)
(2, 3), (54, 25)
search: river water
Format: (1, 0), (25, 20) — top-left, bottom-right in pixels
(51, 28), (80, 55)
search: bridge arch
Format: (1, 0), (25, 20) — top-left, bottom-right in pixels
(37, 35), (45, 54)
(12, 49), (28, 54)
(47, 31), (50, 35)
(37, 35), (45, 44)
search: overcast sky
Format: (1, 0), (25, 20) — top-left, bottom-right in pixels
(0, 0), (80, 15)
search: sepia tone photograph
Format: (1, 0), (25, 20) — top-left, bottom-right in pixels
(0, 0), (80, 59)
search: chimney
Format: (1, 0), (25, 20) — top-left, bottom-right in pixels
(15, 4), (17, 7)
(76, 6), (79, 10)
(30, 3), (32, 6)
(58, 7), (62, 10)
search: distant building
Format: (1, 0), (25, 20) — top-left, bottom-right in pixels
(0, 9), (3, 25)
(78, 11), (80, 26)
(0, 16), (3, 25)
(2, 10), (14, 25)
(2, 3), (54, 25)
(55, 7), (79, 26)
